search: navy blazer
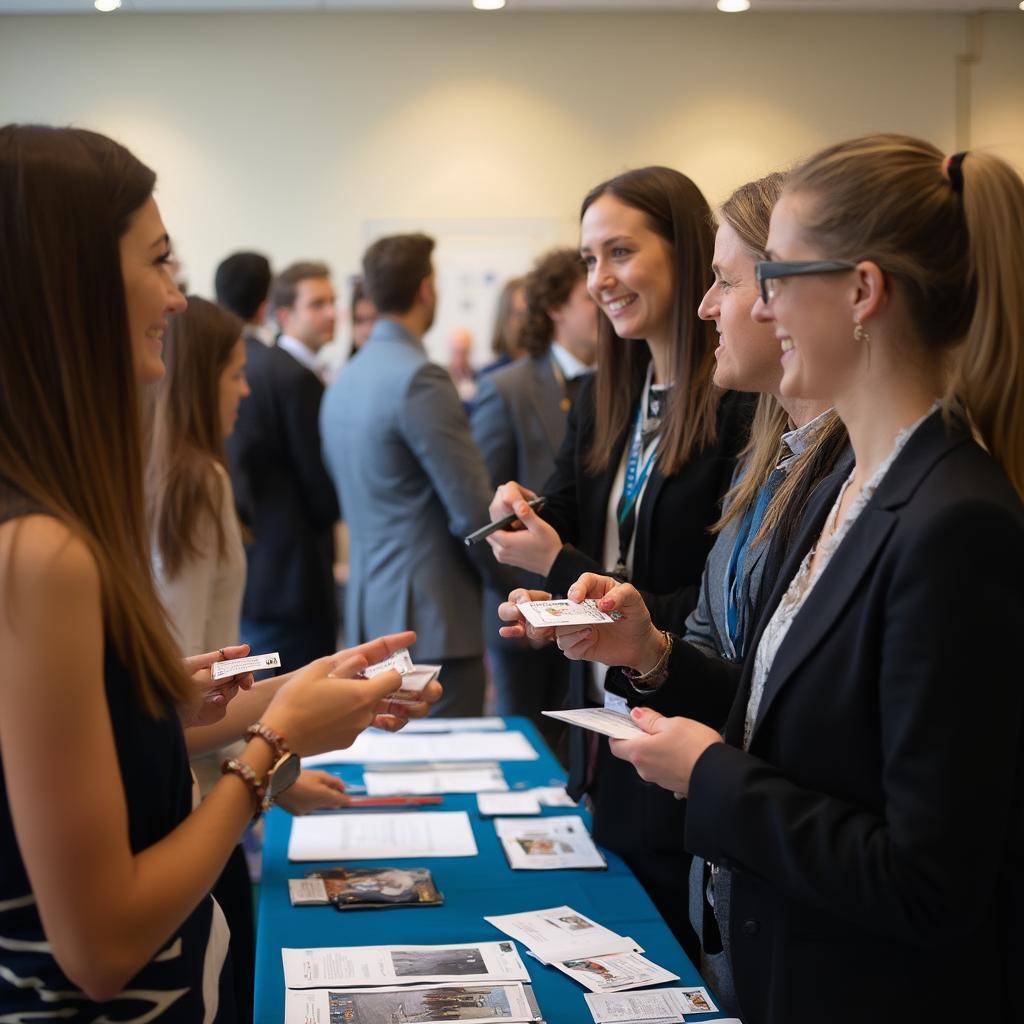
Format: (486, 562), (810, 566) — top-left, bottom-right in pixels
(686, 410), (1024, 1023)
(226, 336), (339, 625)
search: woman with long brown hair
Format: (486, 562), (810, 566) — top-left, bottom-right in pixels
(486, 166), (753, 951)
(511, 171), (848, 1012)
(0, 124), (433, 1022)
(609, 136), (1024, 1021)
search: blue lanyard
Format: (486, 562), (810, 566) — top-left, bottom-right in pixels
(617, 403), (659, 528)
(722, 466), (784, 656)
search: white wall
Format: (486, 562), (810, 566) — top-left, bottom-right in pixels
(1, 10), (1021, 358)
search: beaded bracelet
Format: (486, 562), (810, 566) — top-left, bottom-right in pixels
(244, 722), (289, 762)
(221, 757), (267, 821)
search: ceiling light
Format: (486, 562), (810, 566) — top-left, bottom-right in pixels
(717, 0), (751, 11)
(94, 0), (122, 11)
(473, 0), (507, 10)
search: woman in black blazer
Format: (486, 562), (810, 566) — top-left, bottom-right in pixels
(609, 136), (1024, 1022)
(487, 166), (752, 953)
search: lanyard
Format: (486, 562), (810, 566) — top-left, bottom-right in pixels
(613, 368), (662, 576)
(722, 464), (785, 657)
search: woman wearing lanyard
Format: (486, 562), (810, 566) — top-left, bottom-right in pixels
(487, 166), (752, 953)
(506, 171), (849, 1013)
(606, 137), (1024, 1021)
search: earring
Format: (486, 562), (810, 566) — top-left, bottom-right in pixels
(854, 322), (870, 343)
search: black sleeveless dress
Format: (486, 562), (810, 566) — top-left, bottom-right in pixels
(0, 483), (233, 1022)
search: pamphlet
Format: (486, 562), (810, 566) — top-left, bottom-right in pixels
(584, 986), (719, 1020)
(281, 941), (530, 989)
(484, 906), (638, 964)
(494, 816), (606, 871)
(288, 811), (478, 861)
(288, 866), (443, 910)
(551, 951), (679, 994)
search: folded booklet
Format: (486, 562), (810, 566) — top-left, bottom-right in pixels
(288, 866), (443, 910)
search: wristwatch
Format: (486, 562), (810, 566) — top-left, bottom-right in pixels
(264, 751), (301, 811)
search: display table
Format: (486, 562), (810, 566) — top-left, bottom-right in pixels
(254, 717), (718, 1021)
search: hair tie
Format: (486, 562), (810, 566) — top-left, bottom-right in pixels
(943, 151), (967, 195)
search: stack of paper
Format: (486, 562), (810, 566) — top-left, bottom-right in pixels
(303, 729), (538, 766)
(285, 983), (543, 1024)
(494, 816), (607, 870)
(288, 811), (478, 861)
(365, 763), (508, 796)
(281, 943), (542, 1024)
(485, 907), (681, 995)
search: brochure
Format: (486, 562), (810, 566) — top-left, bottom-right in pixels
(494, 816), (606, 871)
(281, 941), (530, 989)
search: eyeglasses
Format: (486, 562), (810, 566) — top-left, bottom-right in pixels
(754, 260), (857, 305)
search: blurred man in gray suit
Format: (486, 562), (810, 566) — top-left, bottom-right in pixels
(470, 249), (597, 741)
(321, 233), (514, 716)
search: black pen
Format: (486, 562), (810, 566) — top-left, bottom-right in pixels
(464, 497), (547, 546)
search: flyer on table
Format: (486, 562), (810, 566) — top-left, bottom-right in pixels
(281, 941), (530, 989)
(485, 906), (639, 964)
(284, 982), (542, 1024)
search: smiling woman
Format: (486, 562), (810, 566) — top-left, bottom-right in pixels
(0, 123), (434, 1023)
(486, 165), (754, 954)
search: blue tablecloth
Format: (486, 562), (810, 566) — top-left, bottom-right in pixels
(254, 717), (717, 1022)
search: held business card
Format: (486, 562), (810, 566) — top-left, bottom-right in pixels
(541, 708), (646, 740)
(517, 600), (622, 629)
(211, 652), (281, 680)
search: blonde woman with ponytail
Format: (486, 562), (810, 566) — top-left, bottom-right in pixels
(608, 136), (1024, 1022)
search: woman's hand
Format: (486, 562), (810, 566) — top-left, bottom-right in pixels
(370, 679), (444, 732)
(486, 483), (563, 577)
(275, 769), (349, 815)
(608, 707), (722, 797)
(551, 574), (666, 672)
(180, 644), (255, 728)
(498, 588), (555, 644)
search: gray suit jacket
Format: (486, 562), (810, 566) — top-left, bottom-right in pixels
(320, 318), (512, 662)
(470, 353), (568, 490)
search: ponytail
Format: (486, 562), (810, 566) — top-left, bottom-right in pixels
(951, 152), (1024, 499)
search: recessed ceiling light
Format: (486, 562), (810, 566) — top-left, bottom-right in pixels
(717, 0), (751, 11)
(94, 0), (122, 11)
(473, 0), (507, 10)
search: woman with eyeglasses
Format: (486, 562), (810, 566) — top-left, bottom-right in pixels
(607, 135), (1024, 1022)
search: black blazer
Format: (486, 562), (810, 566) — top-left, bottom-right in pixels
(686, 411), (1024, 1023)
(226, 337), (340, 625)
(542, 374), (754, 632)
(541, 372), (751, 951)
